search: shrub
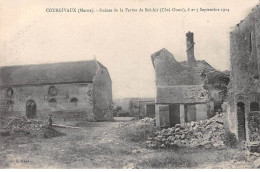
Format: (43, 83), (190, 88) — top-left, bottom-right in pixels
(223, 131), (238, 148)
(104, 111), (114, 121)
(85, 113), (95, 122)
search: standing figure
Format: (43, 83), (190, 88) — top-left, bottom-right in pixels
(48, 114), (53, 128)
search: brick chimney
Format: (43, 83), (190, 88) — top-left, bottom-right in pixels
(186, 31), (197, 67)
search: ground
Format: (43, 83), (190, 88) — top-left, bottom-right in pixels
(0, 117), (257, 168)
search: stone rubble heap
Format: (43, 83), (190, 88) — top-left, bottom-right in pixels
(145, 113), (225, 148)
(0, 117), (49, 137)
(114, 117), (156, 129)
(137, 118), (156, 125)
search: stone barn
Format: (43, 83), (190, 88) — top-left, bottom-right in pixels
(0, 59), (112, 121)
(152, 32), (229, 128)
(227, 4), (260, 142)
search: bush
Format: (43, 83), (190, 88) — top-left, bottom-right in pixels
(120, 118), (156, 142)
(85, 113), (95, 122)
(223, 131), (238, 148)
(104, 111), (114, 121)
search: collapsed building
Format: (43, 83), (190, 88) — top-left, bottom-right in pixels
(0, 60), (113, 121)
(151, 32), (229, 128)
(227, 4), (260, 142)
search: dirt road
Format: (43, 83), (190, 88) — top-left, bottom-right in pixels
(0, 119), (153, 168)
(0, 118), (256, 169)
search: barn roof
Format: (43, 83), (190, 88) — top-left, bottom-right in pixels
(0, 60), (106, 86)
(156, 85), (209, 104)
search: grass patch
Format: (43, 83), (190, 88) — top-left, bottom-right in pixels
(138, 147), (238, 168)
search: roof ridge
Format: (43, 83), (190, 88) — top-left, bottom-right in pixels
(0, 59), (96, 68)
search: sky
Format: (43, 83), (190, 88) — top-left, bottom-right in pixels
(0, 0), (259, 99)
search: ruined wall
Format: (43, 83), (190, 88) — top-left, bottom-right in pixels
(229, 5), (260, 97)
(228, 5), (260, 140)
(152, 49), (228, 112)
(93, 67), (113, 120)
(152, 49), (202, 86)
(247, 111), (260, 142)
(0, 83), (94, 119)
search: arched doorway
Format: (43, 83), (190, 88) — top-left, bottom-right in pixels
(26, 100), (36, 118)
(237, 102), (246, 141)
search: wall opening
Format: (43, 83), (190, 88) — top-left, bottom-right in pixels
(146, 104), (155, 118)
(26, 100), (36, 118)
(250, 102), (259, 111)
(70, 98), (78, 107)
(6, 87), (14, 98)
(249, 32), (252, 53)
(48, 86), (58, 96)
(6, 100), (14, 111)
(185, 104), (196, 122)
(237, 102), (246, 141)
(49, 98), (57, 108)
(159, 105), (170, 127)
(169, 104), (180, 127)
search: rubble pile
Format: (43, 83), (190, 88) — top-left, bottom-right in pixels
(115, 117), (155, 129)
(136, 118), (156, 125)
(145, 113), (225, 148)
(118, 117), (156, 142)
(0, 117), (50, 137)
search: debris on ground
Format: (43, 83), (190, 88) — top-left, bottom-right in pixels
(247, 141), (260, 153)
(119, 117), (156, 142)
(52, 124), (81, 129)
(0, 117), (64, 138)
(43, 126), (65, 138)
(254, 157), (260, 168)
(144, 113), (225, 148)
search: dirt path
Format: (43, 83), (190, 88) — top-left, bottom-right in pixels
(1, 119), (257, 169)
(0, 120), (153, 168)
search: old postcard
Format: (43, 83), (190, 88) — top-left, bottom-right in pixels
(0, 0), (260, 169)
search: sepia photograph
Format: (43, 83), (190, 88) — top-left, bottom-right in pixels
(0, 0), (260, 169)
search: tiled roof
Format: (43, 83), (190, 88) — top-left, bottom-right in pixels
(0, 60), (106, 86)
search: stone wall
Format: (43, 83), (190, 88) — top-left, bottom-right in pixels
(228, 5), (260, 141)
(0, 83), (94, 119)
(247, 111), (260, 142)
(152, 49), (229, 111)
(152, 49), (202, 86)
(229, 5), (260, 97)
(93, 67), (113, 120)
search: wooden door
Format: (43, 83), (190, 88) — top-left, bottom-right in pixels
(26, 100), (37, 118)
(146, 104), (155, 118)
(186, 104), (196, 122)
(159, 105), (170, 127)
(169, 104), (180, 127)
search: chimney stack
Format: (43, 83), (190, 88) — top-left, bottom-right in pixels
(186, 31), (197, 67)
